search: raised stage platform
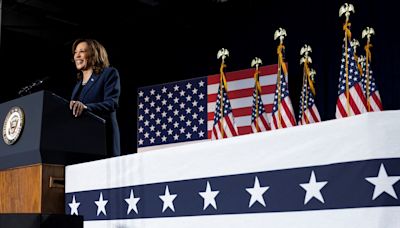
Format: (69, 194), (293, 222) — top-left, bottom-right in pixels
(65, 110), (400, 228)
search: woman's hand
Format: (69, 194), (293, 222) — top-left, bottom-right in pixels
(69, 100), (87, 117)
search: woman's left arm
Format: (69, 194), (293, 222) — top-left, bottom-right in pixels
(86, 68), (121, 113)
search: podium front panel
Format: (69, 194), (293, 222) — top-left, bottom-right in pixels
(0, 92), (44, 169)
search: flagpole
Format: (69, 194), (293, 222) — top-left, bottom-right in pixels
(340, 3), (355, 116)
(353, 39), (364, 79)
(277, 50), (282, 129)
(251, 57), (262, 132)
(300, 44), (312, 124)
(217, 48), (229, 138)
(351, 38), (365, 112)
(274, 28), (287, 129)
(365, 40), (371, 112)
(363, 27), (375, 112)
(344, 21), (350, 116)
(255, 68), (259, 131)
(220, 61), (225, 138)
(307, 68), (317, 123)
(255, 66), (260, 132)
(304, 66), (309, 124)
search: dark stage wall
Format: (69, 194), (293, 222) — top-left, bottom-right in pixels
(1, 0), (399, 154)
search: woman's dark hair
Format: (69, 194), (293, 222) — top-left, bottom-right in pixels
(72, 38), (110, 79)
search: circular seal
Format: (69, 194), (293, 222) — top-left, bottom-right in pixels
(2, 106), (25, 145)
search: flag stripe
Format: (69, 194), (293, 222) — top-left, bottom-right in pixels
(369, 92), (383, 111)
(271, 114), (278, 130)
(301, 106), (320, 125)
(336, 85), (367, 118)
(349, 87), (363, 115)
(207, 104), (273, 121)
(301, 112), (309, 125)
(209, 126), (253, 139)
(207, 64), (278, 84)
(271, 99), (294, 130)
(251, 113), (269, 132)
(281, 98), (296, 127)
(354, 83), (368, 111)
(208, 95), (274, 113)
(308, 105), (321, 123)
(360, 58), (383, 112)
(207, 76), (278, 95)
(259, 113), (269, 131)
(207, 85), (276, 102)
(225, 114), (238, 137)
(336, 94), (348, 118)
(208, 115), (262, 131)
(238, 126), (252, 135)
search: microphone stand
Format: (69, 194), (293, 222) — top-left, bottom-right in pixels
(18, 77), (50, 96)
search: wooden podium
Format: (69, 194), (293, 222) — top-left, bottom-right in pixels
(0, 90), (107, 214)
(0, 164), (64, 213)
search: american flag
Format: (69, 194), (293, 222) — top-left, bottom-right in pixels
(137, 78), (208, 148)
(211, 77), (238, 139)
(270, 63), (296, 129)
(250, 85), (271, 133)
(335, 40), (368, 118)
(298, 68), (321, 125)
(360, 50), (383, 112)
(250, 67), (271, 133)
(137, 64), (279, 150)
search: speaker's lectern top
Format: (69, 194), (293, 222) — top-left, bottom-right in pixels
(0, 90), (107, 170)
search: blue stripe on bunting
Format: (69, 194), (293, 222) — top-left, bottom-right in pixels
(65, 158), (400, 220)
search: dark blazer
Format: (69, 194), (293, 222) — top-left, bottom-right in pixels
(71, 67), (121, 156)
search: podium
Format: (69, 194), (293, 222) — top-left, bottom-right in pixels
(0, 90), (107, 214)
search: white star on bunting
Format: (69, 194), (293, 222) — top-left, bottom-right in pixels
(159, 185), (177, 212)
(365, 163), (400, 200)
(300, 171), (328, 205)
(199, 181), (220, 210)
(125, 189), (141, 214)
(94, 192), (108, 216)
(68, 195), (80, 215)
(246, 176), (270, 207)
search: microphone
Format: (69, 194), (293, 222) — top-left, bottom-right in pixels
(18, 76), (50, 96)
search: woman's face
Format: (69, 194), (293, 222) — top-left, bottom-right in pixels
(74, 42), (91, 71)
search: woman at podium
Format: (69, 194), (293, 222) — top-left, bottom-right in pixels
(69, 38), (121, 157)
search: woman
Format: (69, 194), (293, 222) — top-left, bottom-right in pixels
(70, 38), (121, 157)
